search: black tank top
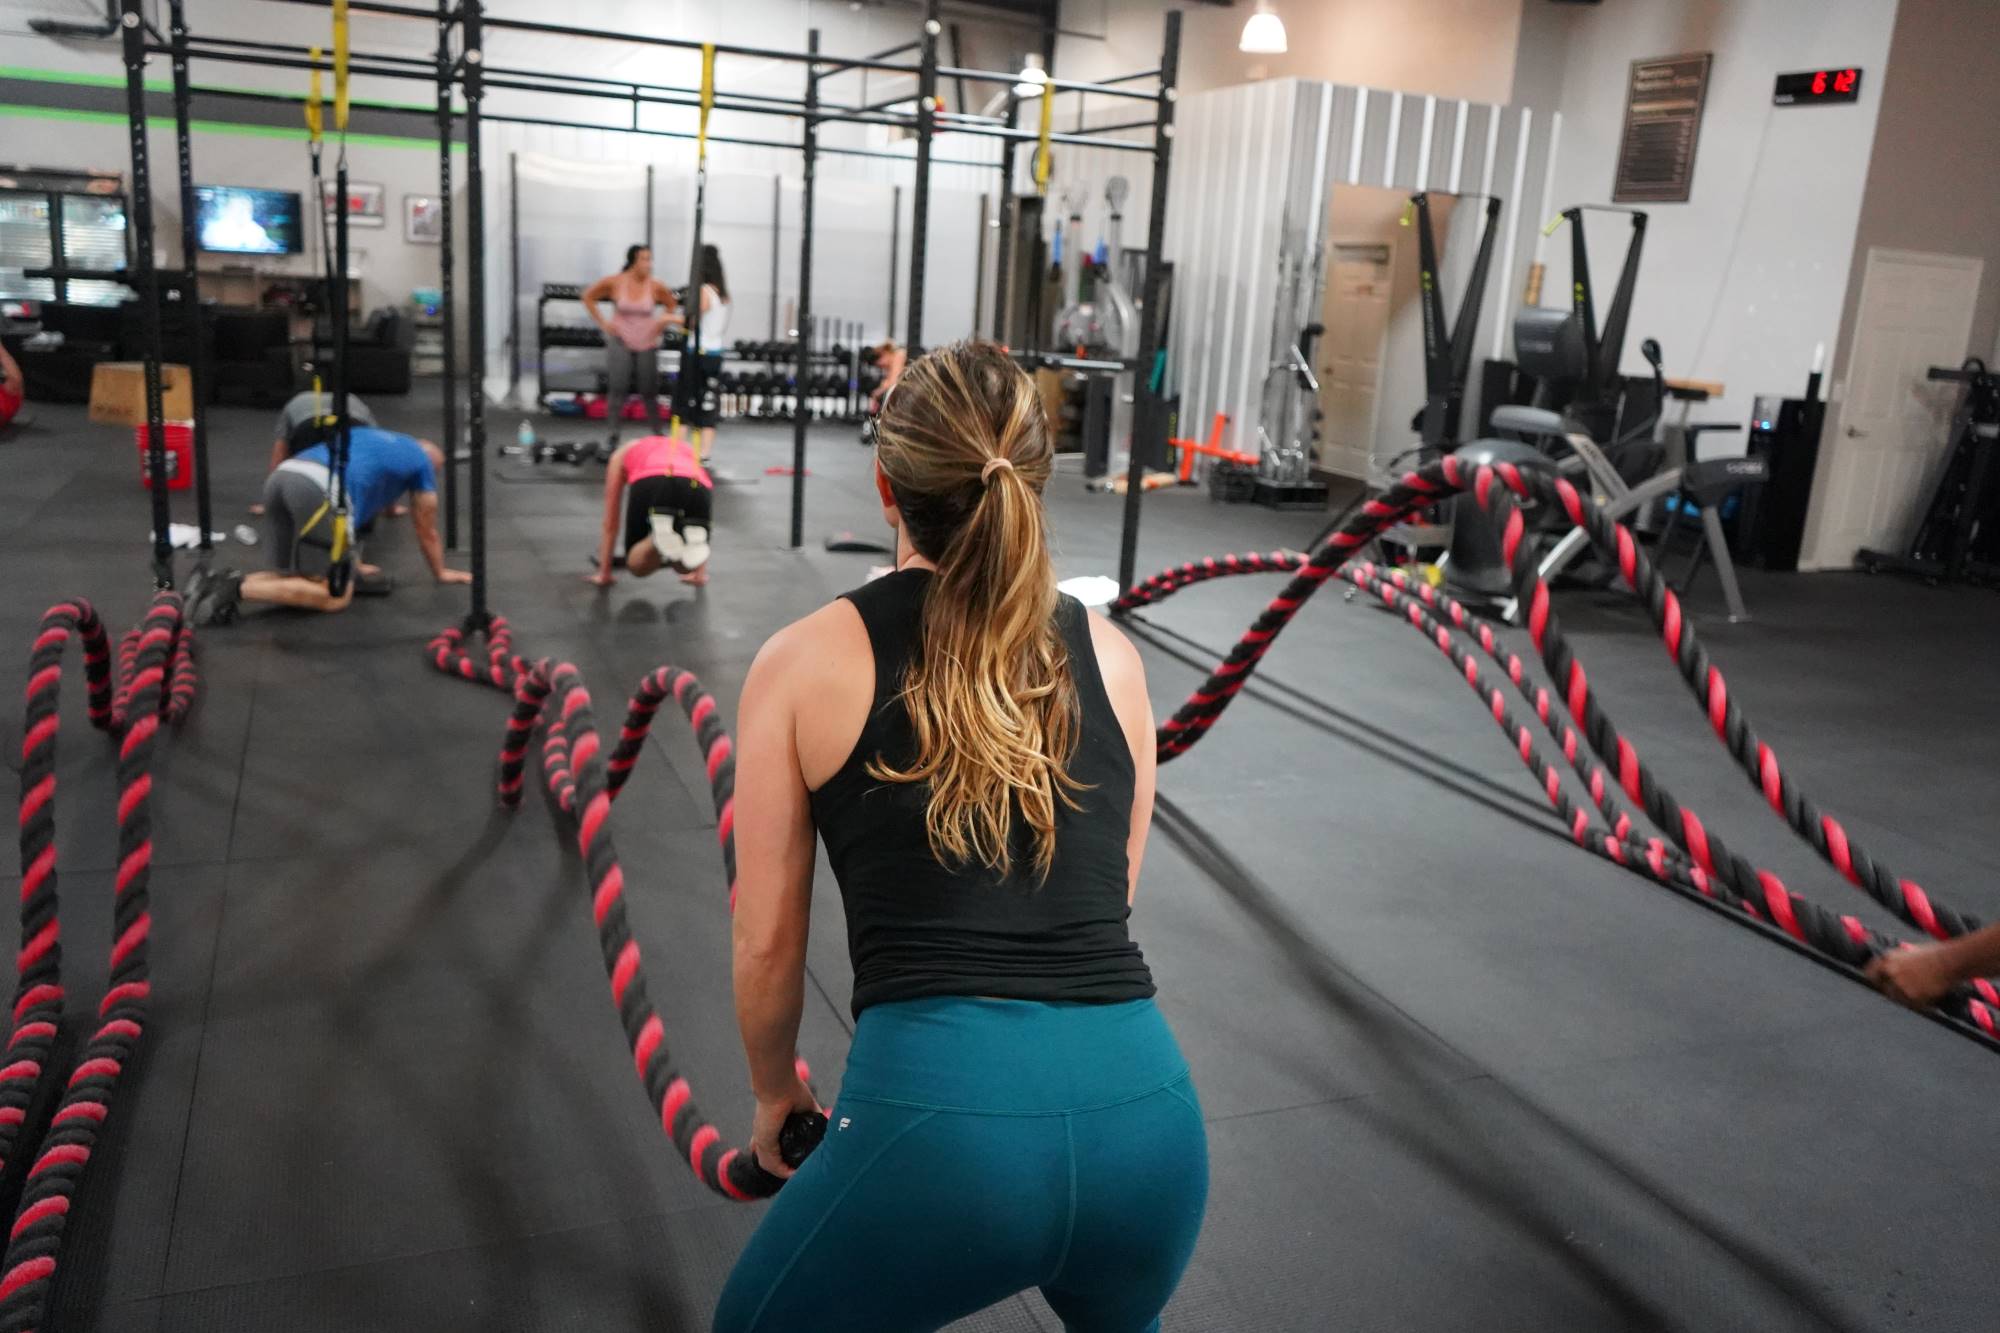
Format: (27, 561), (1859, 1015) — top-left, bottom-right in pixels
(811, 569), (1156, 1017)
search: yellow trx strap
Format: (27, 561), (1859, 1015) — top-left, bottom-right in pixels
(698, 44), (716, 165)
(1033, 79), (1054, 195)
(332, 0), (351, 133)
(305, 47), (325, 142)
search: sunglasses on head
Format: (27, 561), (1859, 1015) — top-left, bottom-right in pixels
(861, 377), (901, 449)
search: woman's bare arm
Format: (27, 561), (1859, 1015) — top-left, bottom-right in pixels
(1089, 611), (1157, 904)
(581, 275), (618, 336)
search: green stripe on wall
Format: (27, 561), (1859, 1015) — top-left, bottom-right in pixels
(0, 64), (452, 117)
(0, 102), (464, 152)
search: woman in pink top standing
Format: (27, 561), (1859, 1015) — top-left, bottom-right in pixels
(582, 245), (681, 448)
(590, 433), (716, 588)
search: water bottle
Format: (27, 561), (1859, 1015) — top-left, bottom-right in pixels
(514, 417), (536, 455)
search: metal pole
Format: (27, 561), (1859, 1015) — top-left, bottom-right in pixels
(789, 31), (818, 549)
(507, 151), (520, 402)
(906, 0), (939, 353)
(464, 0), (491, 629)
(992, 89), (1018, 341)
(973, 191), (987, 335)
(122, 0), (173, 588)
(645, 163), (654, 255)
(168, 0), (211, 553)
(887, 185), (900, 341)
(437, 0), (459, 549)
(1115, 11), (1178, 598)
(768, 173), (781, 340)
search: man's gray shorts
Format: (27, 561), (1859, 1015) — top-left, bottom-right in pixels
(259, 461), (349, 576)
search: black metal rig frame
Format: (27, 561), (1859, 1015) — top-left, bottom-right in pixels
(1410, 190), (1503, 456)
(120, 0), (1178, 619)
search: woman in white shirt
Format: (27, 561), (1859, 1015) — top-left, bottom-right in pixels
(681, 243), (731, 460)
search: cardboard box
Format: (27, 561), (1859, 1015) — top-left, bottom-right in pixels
(89, 362), (194, 426)
(1035, 366), (1067, 435)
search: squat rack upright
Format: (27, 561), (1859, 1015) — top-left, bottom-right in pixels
(120, 0), (1180, 620)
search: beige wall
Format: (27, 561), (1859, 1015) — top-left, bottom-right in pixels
(1834, 0), (2000, 380)
(1512, 0), (1896, 440)
(1058, 0), (1527, 104)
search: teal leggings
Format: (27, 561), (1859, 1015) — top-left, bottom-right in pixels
(715, 997), (1208, 1332)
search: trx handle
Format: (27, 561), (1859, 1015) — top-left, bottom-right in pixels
(697, 43), (716, 164)
(1541, 212), (1567, 237)
(1033, 79), (1054, 195)
(332, 0), (351, 132)
(305, 47), (324, 141)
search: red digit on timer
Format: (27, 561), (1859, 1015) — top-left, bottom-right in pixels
(1835, 69), (1856, 93)
(1812, 71), (1828, 95)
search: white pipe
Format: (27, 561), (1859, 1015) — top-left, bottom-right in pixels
(1414, 95), (1435, 192)
(1447, 99), (1468, 195)
(1347, 87), (1368, 184)
(1382, 90), (1403, 188)
(1531, 109), (1563, 265)
(1492, 106), (1531, 362)
(1478, 101), (1499, 199)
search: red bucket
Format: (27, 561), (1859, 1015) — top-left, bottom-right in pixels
(134, 421), (194, 491)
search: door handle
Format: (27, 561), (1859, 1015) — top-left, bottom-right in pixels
(1845, 426), (1868, 438)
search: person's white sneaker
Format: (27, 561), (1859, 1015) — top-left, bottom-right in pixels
(647, 512), (686, 563)
(678, 524), (711, 571)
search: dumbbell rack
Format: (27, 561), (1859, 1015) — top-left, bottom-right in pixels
(535, 282), (688, 409)
(531, 296), (885, 426)
(715, 317), (882, 425)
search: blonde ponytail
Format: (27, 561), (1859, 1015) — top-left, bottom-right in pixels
(868, 341), (1081, 880)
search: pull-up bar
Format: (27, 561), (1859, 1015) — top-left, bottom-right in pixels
(817, 39), (921, 78)
(939, 65), (1163, 102)
(265, 0), (924, 75)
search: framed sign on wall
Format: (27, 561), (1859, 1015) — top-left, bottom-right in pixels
(404, 194), (444, 244)
(320, 180), (386, 228)
(1613, 53), (1712, 204)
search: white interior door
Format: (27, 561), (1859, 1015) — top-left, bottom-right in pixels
(1318, 243), (1393, 478)
(1801, 248), (1982, 570)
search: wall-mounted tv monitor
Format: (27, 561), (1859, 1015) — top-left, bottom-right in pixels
(195, 185), (304, 255)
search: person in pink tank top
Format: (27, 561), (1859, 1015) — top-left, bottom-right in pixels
(590, 433), (716, 588)
(582, 245), (682, 447)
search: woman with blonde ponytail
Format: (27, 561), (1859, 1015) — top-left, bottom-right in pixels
(719, 341), (1207, 1332)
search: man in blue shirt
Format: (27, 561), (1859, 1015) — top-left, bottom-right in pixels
(186, 426), (469, 621)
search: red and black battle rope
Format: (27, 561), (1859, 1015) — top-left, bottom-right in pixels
(5, 593), (193, 1331)
(1113, 459), (1997, 1044)
(1117, 551), (1308, 612)
(432, 621), (821, 1200)
(1334, 561), (1997, 1039)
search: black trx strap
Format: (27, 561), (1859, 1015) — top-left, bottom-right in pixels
(319, 3), (357, 595)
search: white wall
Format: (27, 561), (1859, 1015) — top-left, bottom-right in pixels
(4, 0), (1009, 379)
(1515, 0), (1898, 445)
(1056, 0), (1527, 104)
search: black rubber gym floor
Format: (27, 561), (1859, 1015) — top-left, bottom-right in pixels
(5, 395), (2000, 1331)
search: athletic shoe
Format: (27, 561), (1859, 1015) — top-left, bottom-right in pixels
(647, 512), (687, 564)
(185, 567), (243, 625)
(678, 525), (711, 571)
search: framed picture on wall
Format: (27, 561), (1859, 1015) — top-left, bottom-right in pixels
(404, 194), (444, 245)
(320, 180), (386, 228)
